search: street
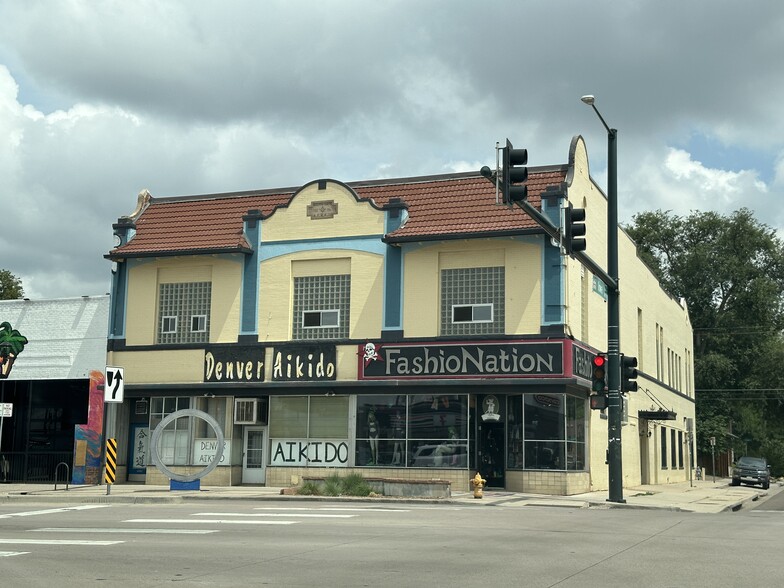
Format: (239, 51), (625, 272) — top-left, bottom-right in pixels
(1, 499), (783, 587)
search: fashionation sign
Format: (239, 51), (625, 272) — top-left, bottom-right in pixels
(358, 340), (564, 380)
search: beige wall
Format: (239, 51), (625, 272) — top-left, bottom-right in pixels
(565, 137), (695, 491)
(124, 255), (242, 346)
(262, 181), (385, 241)
(259, 251), (384, 342)
(402, 238), (542, 338)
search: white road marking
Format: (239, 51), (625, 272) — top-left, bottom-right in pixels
(124, 519), (297, 525)
(193, 512), (354, 518)
(32, 528), (218, 535)
(253, 507), (410, 513)
(0, 539), (123, 546)
(0, 505), (110, 519)
(0, 551), (30, 557)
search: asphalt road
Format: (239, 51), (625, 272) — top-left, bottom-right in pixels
(1, 500), (782, 587)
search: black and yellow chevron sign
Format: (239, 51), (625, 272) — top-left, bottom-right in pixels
(105, 438), (118, 484)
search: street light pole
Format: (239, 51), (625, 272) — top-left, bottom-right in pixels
(581, 95), (624, 503)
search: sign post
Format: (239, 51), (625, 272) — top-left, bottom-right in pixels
(105, 438), (117, 495)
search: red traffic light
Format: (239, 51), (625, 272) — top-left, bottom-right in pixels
(591, 354), (607, 392)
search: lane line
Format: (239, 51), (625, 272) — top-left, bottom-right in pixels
(32, 528), (218, 535)
(253, 507), (410, 513)
(124, 519), (297, 525)
(0, 551), (30, 557)
(0, 505), (110, 519)
(193, 512), (354, 518)
(0, 539), (123, 546)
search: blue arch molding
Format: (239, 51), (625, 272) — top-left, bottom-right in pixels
(259, 235), (388, 261)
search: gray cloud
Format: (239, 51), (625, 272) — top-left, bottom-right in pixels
(0, 0), (783, 298)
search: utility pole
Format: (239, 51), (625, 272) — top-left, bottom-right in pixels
(582, 95), (624, 503)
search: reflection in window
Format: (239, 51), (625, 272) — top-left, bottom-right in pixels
(507, 393), (586, 471)
(355, 395), (468, 468)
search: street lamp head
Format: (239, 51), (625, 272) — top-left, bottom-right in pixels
(580, 95), (595, 106)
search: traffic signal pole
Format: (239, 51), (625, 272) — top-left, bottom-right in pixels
(605, 127), (624, 504)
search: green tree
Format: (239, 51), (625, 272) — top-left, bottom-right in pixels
(625, 209), (784, 471)
(0, 269), (24, 300)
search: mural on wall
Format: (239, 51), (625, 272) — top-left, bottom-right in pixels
(0, 321), (28, 379)
(72, 370), (105, 484)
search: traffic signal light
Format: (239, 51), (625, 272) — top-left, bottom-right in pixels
(564, 202), (587, 254)
(590, 394), (608, 410)
(621, 354), (638, 392)
(591, 354), (607, 392)
(502, 139), (528, 205)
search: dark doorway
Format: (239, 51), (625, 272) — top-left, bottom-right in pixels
(0, 379), (88, 482)
(476, 394), (505, 488)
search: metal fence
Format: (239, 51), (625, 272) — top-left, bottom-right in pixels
(0, 452), (73, 483)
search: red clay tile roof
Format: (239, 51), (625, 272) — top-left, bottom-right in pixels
(108, 167), (568, 258)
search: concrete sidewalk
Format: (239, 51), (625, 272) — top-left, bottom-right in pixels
(1, 477), (777, 513)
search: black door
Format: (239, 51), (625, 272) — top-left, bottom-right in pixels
(476, 394), (505, 488)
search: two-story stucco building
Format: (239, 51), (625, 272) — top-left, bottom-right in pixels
(105, 136), (695, 494)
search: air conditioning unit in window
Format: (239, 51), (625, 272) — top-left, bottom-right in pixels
(234, 398), (258, 424)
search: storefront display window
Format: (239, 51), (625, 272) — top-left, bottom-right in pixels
(506, 393), (587, 471)
(269, 396), (349, 467)
(355, 394), (468, 467)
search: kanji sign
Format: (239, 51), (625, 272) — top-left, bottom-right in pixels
(105, 366), (124, 403)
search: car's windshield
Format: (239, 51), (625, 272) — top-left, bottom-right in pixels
(737, 457), (766, 468)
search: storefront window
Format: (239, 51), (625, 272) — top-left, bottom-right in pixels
(149, 396), (191, 466)
(506, 393), (587, 471)
(269, 396), (349, 467)
(355, 394), (468, 468)
(507, 396), (524, 468)
(566, 395), (586, 471)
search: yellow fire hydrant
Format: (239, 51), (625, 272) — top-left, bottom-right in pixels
(471, 472), (486, 499)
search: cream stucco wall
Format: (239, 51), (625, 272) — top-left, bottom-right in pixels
(402, 238), (542, 338)
(565, 137), (695, 491)
(259, 251), (384, 343)
(124, 255), (242, 346)
(262, 181), (385, 241)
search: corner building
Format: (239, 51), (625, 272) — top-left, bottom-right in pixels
(106, 136), (695, 494)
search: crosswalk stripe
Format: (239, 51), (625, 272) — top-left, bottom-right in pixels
(32, 528), (218, 535)
(0, 505), (110, 519)
(0, 551), (30, 557)
(253, 507), (410, 513)
(0, 539), (123, 546)
(124, 519), (297, 525)
(193, 512), (354, 518)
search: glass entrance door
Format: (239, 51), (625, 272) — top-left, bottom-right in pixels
(476, 394), (505, 488)
(242, 426), (266, 484)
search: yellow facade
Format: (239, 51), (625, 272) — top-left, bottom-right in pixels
(107, 137), (696, 495)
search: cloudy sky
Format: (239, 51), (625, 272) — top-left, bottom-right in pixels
(1, 1), (783, 299)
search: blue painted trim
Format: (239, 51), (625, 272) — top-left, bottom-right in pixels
(108, 260), (128, 339)
(383, 245), (403, 330)
(541, 196), (565, 326)
(240, 218), (262, 336)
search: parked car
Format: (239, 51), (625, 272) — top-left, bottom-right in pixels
(730, 456), (770, 489)
(410, 443), (468, 467)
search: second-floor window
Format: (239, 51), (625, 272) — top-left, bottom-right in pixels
(292, 274), (350, 339)
(157, 281), (211, 344)
(440, 266), (505, 336)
